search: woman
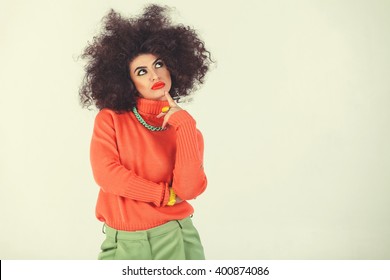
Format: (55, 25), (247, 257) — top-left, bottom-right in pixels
(79, 4), (212, 260)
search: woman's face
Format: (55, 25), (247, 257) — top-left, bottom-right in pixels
(129, 53), (172, 101)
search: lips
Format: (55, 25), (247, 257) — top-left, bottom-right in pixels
(151, 81), (165, 90)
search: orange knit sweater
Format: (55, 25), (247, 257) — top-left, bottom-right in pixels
(90, 98), (207, 231)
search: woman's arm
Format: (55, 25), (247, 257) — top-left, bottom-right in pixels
(90, 110), (170, 207)
(167, 110), (207, 200)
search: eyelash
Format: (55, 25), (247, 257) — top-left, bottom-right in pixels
(137, 61), (164, 76)
(155, 61), (164, 68)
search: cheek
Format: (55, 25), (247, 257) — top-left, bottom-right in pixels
(132, 78), (148, 91)
(163, 70), (171, 82)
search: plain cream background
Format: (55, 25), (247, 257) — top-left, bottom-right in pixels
(1, 0), (389, 259)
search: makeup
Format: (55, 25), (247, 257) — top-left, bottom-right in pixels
(152, 81), (165, 90)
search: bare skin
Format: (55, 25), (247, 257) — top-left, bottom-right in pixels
(156, 91), (183, 128)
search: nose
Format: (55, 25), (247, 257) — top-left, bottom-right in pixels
(150, 69), (159, 81)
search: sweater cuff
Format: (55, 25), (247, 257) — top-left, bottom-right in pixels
(122, 180), (168, 207)
(161, 183), (170, 206)
(167, 110), (196, 128)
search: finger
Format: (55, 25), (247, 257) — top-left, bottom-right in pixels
(165, 91), (177, 107)
(162, 118), (168, 129)
(156, 112), (166, 118)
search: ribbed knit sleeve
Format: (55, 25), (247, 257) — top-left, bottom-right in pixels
(168, 110), (207, 200)
(90, 110), (169, 207)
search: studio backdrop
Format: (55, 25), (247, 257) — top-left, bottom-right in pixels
(1, 0), (390, 259)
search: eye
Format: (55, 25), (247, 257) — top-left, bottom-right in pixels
(155, 60), (164, 68)
(137, 69), (147, 76)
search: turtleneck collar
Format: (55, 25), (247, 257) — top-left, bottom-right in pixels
(136, 98), (169, 115)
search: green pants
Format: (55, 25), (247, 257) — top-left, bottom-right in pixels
(98, 217), (205, 260)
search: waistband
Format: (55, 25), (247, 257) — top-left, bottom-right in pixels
(103, 217), (192, 241)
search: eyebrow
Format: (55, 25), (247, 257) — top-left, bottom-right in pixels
(133, 58), (161, 74)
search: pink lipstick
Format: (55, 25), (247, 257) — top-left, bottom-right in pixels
(151, 81), (165, 90)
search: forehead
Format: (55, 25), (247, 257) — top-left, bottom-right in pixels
(129, 53), (158, 69)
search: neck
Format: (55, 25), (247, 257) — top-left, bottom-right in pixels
(136, 98), (169, 115)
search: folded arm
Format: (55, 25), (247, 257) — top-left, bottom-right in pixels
(90, 110), (169, 207)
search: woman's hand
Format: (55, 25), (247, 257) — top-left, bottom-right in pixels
(157, 91), (182, 128)
(175, 196), (184, 204)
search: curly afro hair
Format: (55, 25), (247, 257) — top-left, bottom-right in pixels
(79, 4), (213, 112)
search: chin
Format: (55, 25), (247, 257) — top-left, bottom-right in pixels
(157, 90), (167, 100)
